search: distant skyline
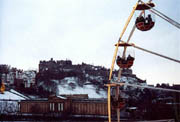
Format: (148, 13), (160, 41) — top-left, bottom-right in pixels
(0, 0), (179, 85)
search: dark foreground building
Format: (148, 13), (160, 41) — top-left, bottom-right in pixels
(19, 95), (112, 117)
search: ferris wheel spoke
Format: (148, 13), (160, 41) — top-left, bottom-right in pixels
(132, 44), (180, 64)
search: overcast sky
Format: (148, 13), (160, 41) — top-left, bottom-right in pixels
(0, 0), (179, 85)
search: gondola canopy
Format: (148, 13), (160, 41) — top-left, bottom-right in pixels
(136, 3), (155, 10)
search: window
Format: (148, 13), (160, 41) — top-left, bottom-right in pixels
(52, 103), (55, 111)
(61, 103), (63, 111)
(58, 103), (60, 111)
(50, 103), (52, 111)
(50, 103), (55, 111)
(58, 103), (64, 111)
(18, 103), (21, 112)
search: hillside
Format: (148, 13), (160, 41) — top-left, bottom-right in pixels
(36, 59), (146, 98)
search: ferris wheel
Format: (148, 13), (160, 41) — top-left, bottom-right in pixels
(106, 0), (180, 122)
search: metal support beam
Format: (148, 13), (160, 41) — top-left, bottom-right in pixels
(107, 84), (111, 122)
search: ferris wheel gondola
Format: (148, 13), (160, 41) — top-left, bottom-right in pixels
(135, 2), (155, 31)
(116, 55), (134, 69)
(115, 42), (135, 69)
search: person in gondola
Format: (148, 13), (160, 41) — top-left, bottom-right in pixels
(117, 55), (122, 62)
(135, 17), (140, 24)
(148, 14), (152, 23)
(145, 14), (152, 25)
(135, 15), (145, 24)
(127, 54), (134, 61)
(139, 16), (145, 23)
(145, 17), (149, 25)
(117, 55), (126, 64)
